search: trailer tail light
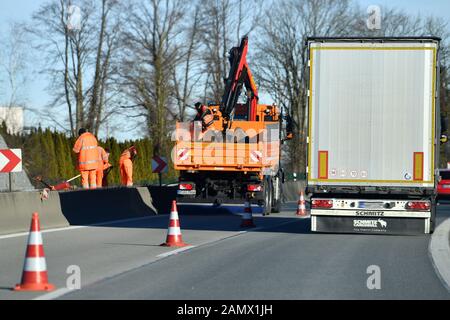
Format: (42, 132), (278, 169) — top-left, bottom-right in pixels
(405, 201), (430, 211)
(179, 183), (194, 190)
(247, 184), (262, 192)
(311, 199), (333, 209)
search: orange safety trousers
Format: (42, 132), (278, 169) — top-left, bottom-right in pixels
(120, 158), (133, 186)
(96, 169), (103, 188)
(81, 170), (97, 189)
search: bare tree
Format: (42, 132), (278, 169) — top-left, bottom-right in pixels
(255, 0), (356, 173)
(0, 23), (30, 134)
(29, 0), (123, 137)
(171, 3), (203, 121)
(29, 0), (94, 135)
(85, 0), (124, 136)
(120, 0), (185, 155)
(197, 0), (263, 103)
(0, 23), (29, 108)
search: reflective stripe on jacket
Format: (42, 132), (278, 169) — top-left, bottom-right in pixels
(73, 132), (98, 171)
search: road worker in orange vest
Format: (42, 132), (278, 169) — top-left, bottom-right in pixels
(96, 146), (111, 188)
(73, 128), (98, 189)
(119, 146), (137, 186)
(193, 102), (214, 131)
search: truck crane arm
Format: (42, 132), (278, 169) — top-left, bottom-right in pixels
(220, 36), (258, 129)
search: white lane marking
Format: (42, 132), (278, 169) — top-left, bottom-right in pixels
(156, 245), (196, 258)
(0, 226), (84, 240)
(35, 212), (308, 300)
(429, 218), (450, 292)
(35, 245), (197, 300)
(0, 216), (163, 240)
(34, 288), (75, 300)
(146, 214), (307, 261)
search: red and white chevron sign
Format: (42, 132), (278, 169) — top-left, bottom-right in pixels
(0, 149), (22, 173)
(152, 156), (168, 173)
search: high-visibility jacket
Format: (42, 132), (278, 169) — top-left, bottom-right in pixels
(97, 146), (111, 171)
(194, 105), (213, 131)
(73, 132), (98, 171)
(119, 149), (133, 186)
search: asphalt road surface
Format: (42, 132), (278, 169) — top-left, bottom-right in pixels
(0, 202), (449, 300)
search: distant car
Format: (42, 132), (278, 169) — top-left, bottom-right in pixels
(437, 169), (450, 196)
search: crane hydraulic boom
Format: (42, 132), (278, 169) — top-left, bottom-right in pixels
(220, 36), (259, 129)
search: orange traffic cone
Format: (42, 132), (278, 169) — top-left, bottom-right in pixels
(296, 190), (307, 216)
(14, 212), (55, 291)
(241, 200), (256, 228)
(161, 200), (188, 247)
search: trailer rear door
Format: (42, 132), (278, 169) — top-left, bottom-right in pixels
(307, 39), (439, 188)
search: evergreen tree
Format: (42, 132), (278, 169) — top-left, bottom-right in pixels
(25, 127), (45, 182)
(41, 129), (58, 183)
(108, 137), (122, 184)
(55, 132), (72, 179)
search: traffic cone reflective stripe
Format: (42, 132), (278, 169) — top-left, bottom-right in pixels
(15, 212), (55, 291)
(296, 191), (307, 216)
(169, 202), (180, 221)
(161, 200), (188, 247)
(241, 201), (255, 227)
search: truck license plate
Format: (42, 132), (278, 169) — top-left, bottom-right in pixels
(358, 202), (384, 209)
(177, 190), (196, 195)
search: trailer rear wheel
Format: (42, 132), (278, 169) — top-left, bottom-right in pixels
(430, 199), (437, 234)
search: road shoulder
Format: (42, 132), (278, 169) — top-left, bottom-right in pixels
(429, 217), (450, 292)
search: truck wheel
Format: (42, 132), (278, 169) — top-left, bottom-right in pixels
(430, 200), (437, 234)
(430, 217), (436, 234)
(263, 179), (271, 216)
(271, 178), (281, 213)
(272, 198), (281, 213)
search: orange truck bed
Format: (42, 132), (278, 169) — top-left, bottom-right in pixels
(173, 120), (280, 174)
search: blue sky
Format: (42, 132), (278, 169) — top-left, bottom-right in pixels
(358, 0), (450, 18)
(1, 0), (450, 141)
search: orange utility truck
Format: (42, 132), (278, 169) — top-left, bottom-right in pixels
(173, 36), (292, 214)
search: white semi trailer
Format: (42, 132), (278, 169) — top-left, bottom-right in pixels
(306, 37), (443, 234)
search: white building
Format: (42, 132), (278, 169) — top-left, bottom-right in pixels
(0, 107), (23, 134)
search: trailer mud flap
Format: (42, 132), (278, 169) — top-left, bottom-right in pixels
(311, 215), (430, 235)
